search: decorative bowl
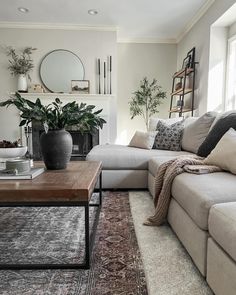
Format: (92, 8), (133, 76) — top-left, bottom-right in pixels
(0, 146), (27, 158)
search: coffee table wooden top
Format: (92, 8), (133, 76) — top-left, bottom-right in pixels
(0, 161), (102, 203)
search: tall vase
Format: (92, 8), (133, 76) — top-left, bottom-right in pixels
(18, 74), (28, 93)
(40, 129), (73, 170)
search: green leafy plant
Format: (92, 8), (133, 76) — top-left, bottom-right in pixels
(5, 46), (36, 80)
(129, 77), (167, 130)
(0, 93), (106, 133)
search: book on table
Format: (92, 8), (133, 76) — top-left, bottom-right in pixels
(0, 167), (45, 180)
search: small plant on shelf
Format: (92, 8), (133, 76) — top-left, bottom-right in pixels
(129, 77), (167, 130)
(5, 46), (36, 80)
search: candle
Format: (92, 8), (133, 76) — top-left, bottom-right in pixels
(110, 56), (112, 72)
(104, 62), (106, 78)
(98, 58), (100, 75)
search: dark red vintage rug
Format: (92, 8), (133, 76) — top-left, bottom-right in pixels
(0, 191), (148, 295)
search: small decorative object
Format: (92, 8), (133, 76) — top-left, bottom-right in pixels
(98, 58), (101, 94)
(0, 93), (106, 170)
(175, 82), (182, 91)
(129, 77), (167, 130)
(71, 80), (90, 94)
(28, 84), (44, 93)
(182, 55), (191, 69)
(0, 139), (27, 158)
(4, 46), (36, 92)
(109, 55), (112, 94)
(24, 126), (33, 167)
(176, 99), (183, 109)
(104, 61), (106, 94)
(5, 159), (31, 174)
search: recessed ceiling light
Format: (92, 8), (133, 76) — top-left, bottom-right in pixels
(88, 9), (98, 15)
(18, 7), (29, 13)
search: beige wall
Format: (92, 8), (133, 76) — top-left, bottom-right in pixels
(177, 0), (236, 115)
(117, 43), (177, 144)
(0, 28), (117, 141)
(229, 21), (236, 38)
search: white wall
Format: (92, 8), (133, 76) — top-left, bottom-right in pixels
(177, 0), (236, 115)
(229, 21), (236, 38)
(117, 43), (177, 144)
(0, 28), (117, 141)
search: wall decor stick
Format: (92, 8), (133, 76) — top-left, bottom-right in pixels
(109, 55), (112, 94)
(98, 58), (101, 94)
(104, 61), (106, 94)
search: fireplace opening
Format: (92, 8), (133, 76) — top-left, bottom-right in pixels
(32, 122), (99, 161)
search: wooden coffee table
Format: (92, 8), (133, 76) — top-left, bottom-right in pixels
(0, 161), (102, 270)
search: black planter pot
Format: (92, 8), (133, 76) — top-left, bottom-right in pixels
(40, 129), (73, 170)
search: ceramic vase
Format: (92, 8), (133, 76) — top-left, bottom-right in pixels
(18, 74), (28, 92)
(40, 129), (72, 170)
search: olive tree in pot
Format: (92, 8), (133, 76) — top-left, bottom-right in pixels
(0, 93), (106, 170)
(129, 77), (167, 130)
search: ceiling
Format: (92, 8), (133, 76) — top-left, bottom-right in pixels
(0, 0), (214, 42)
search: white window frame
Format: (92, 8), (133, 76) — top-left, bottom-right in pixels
(225, 35), (236, 111)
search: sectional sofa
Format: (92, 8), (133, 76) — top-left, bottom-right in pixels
(86, 112), (236, 295)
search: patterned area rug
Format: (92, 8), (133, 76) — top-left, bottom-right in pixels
(0, 191), (147, 295)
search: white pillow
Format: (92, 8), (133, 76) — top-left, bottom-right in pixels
(204, 128), (236, 174)
(129, 131), (157, 150)
(148, 117), (183, 132)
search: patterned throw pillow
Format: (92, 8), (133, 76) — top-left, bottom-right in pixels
(153, 120), (184, 151)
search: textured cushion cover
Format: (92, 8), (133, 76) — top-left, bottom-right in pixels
(153, 120), (184, 151)
(129, 131), (157, 150)
(197, 113), (236, 157)
(171, 172), (236, 230)
(86, 144), (189, 170)
(205, 128), (236, 174)
(209, 203), (236, 261)
(148, 116), (183, 131)
(182, 112), (216, 153)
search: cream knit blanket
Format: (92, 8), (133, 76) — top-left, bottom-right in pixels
(144, 156), (222, 226)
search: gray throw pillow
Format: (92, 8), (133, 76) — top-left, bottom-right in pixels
(197, 113), (236, 157)
(181, 112), (217, 153)
(153, 120), (184, 151)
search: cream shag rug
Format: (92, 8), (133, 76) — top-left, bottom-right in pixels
(129, 191), (213, 295)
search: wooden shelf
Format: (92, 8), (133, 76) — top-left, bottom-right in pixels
(171, 88), (192, 96)
(169, 107), (193, 113)
(173, 68), (194, 78)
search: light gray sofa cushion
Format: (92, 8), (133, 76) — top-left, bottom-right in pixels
(181, 112), (216, 153)
(148, 152), (193, 176)
(86, 144), (193, 170)
(209, 202), (236, 261)
(207, 238), (236, 295)
(171, 172), (236, 230)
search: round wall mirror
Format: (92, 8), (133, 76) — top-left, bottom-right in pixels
(40, 49), (85, 93)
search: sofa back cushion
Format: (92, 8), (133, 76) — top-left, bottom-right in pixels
(148, 116), (183, 131)
(204, 128), (236, 174)
(181, 112), (217, 153)
(198, 112), (236, 157)
(153, 120), (184, 151)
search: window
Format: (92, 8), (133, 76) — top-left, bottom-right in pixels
(225, 36), (236, 110)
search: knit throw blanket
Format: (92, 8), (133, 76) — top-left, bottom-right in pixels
(144, 156), (222, 226)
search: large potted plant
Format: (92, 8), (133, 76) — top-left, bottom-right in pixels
(5, 46), (36, 92)
(0, 93), (106, 170)
(129, 77), (167, 130)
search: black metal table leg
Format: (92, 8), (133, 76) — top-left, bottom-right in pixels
(84, 202), (90, 269)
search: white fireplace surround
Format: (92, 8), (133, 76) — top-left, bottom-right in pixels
(18, 93), (117, 145)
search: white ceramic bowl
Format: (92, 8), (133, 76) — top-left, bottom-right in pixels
(0, 146), (28, 158)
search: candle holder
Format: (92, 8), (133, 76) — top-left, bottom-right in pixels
(24, 126), (33, 166)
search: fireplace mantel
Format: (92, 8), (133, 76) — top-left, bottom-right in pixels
(15, 93), (117, 145)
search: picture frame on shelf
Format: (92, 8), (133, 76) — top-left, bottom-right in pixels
(71, 80), (90, 94)
(182, 55), (191, 69)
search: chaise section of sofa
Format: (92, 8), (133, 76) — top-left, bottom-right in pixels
(207, 203), (236, 295)
(86, 144), (192, 189)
